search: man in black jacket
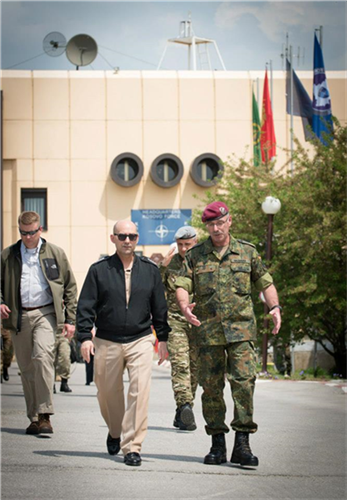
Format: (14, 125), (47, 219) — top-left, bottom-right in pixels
(77, 220), (170, 467)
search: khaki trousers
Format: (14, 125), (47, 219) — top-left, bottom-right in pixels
(11, 305), (56, 421)
(94, 335), (153, 456)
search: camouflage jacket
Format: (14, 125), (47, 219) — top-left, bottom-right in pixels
(175, 235), (273, 346)
(160, 253), (185, 314)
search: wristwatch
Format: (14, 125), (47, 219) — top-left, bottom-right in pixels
(269, 305), (282, 312)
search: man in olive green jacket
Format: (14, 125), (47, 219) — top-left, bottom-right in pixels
(1, 211), (77, 435)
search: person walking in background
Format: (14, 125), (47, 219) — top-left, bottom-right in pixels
(77, 219), (170, 467)
(1, 328), (14, 382)
(175, 201), (282, 467)
(160, 225), (199, 431)
(53, 332), (73, 392)
(0, 211), (77, 435)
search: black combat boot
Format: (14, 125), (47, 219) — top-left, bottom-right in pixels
(60, 378), (72, 393)
(173, 406), (196, 431)
(173, 408), (180, 428)
(204, 433), (227, 465)
(230, 431), (259, 466)
(3, 367), (9, 381)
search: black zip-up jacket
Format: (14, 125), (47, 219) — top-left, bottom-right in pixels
(76, 253), (171, 344)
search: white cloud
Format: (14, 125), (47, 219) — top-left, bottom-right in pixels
(214, 2), (341, 43)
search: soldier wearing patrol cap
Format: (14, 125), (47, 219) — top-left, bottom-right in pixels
(160, 225), (199, 431)
(175, 201), (282, 466)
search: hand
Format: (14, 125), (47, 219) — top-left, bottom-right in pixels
(81, 340), (95, 363)
(0, 304), (11, 320)
(161, 247), (176, 267)
(270, 308), (282, 335)
(183, 303), (201, 327)
(63, 323), (75, 340)
(158, 341), (168, 365)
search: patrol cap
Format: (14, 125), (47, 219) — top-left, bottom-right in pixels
(174, 225), (197, 240)
(201, 201), (229, 223)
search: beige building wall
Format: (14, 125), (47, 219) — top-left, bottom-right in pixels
(1, 69), (346, 291)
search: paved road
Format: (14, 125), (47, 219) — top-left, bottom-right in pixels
(1, 360), (346, 500)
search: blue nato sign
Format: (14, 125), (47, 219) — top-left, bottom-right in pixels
(131, 209), (192, 245)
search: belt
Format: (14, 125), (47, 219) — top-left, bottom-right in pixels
(22, 303), (53, 311)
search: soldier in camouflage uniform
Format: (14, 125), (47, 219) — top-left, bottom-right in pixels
(160, 226), (199, 431)
(175, 201), (282, 467)
(54, 333), (73, 392)
(1, 328), (14, 382)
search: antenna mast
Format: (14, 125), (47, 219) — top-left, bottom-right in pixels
(157, 15), (226, 71)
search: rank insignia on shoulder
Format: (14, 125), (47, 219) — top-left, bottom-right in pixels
(237, 239), (256, 248)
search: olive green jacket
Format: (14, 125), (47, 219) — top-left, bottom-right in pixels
(1, 239), (77, 334)
(175, 235), (273, 346)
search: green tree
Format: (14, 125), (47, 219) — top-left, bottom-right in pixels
(192, 121), (347, 377)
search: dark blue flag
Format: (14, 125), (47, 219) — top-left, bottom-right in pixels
(286, 59), (314, 141)
(312, 33), (333, 144)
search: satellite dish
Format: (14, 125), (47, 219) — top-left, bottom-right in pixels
(43, 32), (66, 57)
(66, 34), (98, 69)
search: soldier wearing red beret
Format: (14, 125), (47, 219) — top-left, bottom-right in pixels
(175, 201), (281, 467)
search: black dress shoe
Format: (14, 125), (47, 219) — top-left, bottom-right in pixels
(124, 452), (141, 466)
(3, 367), (9, 381)
(107, 433), (120, 455)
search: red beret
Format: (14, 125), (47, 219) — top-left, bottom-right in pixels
(201, 202), (229, 223)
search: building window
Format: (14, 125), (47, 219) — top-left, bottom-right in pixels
(111, 153), (143, 187)
(21, 188), (48, 230)
(190, 153), (224, 187)
(150, 154), (184, 188)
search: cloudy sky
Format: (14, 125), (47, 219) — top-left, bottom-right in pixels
(1, 1), (346, 71)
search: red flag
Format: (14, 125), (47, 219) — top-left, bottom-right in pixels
(261, 70), (276, 163)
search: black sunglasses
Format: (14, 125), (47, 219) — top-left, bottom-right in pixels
(114, 233), (138, 242)
(19, 227), (41, 236)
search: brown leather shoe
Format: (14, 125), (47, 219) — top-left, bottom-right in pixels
(26, 421), (40, 435)
(38, 414), (53, 434)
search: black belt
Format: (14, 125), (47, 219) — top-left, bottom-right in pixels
(22, 304), (53, 311)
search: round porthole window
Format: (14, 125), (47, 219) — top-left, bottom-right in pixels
(150, 154), (184, 188)
(190, 153), (224, 187)
(110, 153), (143, 187)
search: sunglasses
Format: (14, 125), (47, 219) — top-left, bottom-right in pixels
(114, 233), (138, 242)
(19, 227), (41, 236)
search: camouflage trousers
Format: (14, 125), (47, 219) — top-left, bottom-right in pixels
(54, 332), (71, 380)
(1, 328), (14, 372)
(199, 341), (258, 435)
(167, 316), (199, 408)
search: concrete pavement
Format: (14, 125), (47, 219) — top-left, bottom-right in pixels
(1, 360), (346, 500)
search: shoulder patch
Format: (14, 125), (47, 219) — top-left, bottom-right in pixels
(237, 239), (256, 249)
(140, 256), (158, 267)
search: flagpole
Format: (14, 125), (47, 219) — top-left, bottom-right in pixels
(270, 59), (273, 112)
(319, 25), (323, 47)
(289, 46), (294, 174)
(257, 77), (259, 106)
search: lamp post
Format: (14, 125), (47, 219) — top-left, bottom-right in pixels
(261, 196), (281, 372)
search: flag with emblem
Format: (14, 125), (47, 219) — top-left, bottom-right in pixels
(312, 33), (333, 144)
(286, 58), (314, 141)
(260, 69), (276, 163)
(252, 91), (262, 166)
